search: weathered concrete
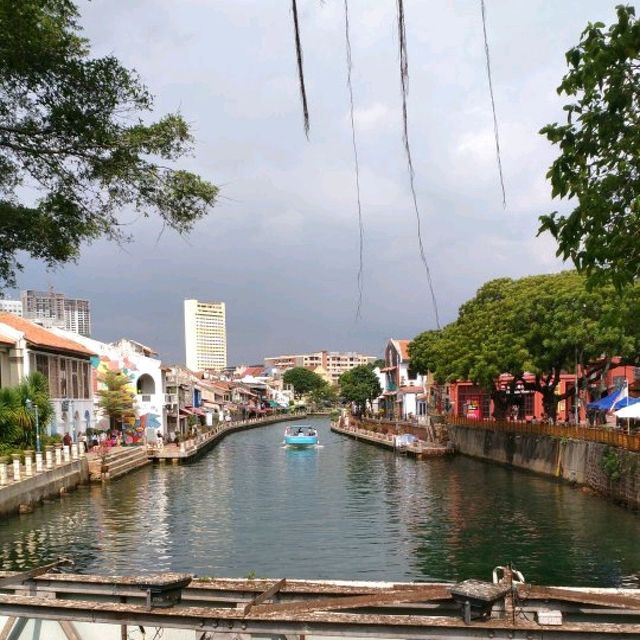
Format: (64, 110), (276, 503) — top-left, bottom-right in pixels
(449, 423), (640, 509)
(0, 459), (89, 518)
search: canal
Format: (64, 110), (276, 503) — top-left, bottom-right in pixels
(1, 416), (639, 587)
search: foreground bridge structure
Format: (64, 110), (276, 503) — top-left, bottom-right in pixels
(0, 563), (639, 639)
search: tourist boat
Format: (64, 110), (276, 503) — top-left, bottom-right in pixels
(283, 425), (319, 447)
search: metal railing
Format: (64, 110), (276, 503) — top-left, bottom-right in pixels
(449, 416), (640, 451)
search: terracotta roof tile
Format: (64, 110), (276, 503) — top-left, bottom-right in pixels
(0, 314), (94, 357)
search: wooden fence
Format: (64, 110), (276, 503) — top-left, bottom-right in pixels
(449, 415), (640, 452)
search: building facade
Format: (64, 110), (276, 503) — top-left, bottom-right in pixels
(0, 313), (95, 437)
(53, 332), (166, 436)
(264, 350), (376, 384)
(21, 289), (91, 337)
(184, 299), (227, 371)
(0, 299), (22, 316)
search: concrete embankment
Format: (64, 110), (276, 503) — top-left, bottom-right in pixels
(331, 420), (453, 458)
(449, 423), (640, 509)
(0, 458), (89, 518)
(150, 413), (310, 463)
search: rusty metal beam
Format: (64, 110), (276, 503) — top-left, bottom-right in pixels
(0, 559), (73, 588)
(59, 620), (81, 640)
(243, 578), (286, 616)
(520, 585), (640, 610)
(252, 585), (452, 616)
(0, 617), (16, 640)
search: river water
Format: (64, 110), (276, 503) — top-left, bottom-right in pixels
(1, 417), (639, 586)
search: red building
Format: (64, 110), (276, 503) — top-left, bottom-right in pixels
(448, 362), (639, 422)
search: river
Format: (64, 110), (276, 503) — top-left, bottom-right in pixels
(1, 416), (639, 587)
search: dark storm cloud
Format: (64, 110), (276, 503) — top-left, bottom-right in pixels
(15, 0), (618, 363)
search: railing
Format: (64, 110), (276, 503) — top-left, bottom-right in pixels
(449, 416), (640, 452)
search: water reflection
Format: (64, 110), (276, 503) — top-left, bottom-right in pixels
(0, 417), (639, 586)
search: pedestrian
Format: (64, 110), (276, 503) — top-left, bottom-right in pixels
(63, 432), (72, 447)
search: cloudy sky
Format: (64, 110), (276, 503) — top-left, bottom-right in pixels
(12, 0), (618, 364)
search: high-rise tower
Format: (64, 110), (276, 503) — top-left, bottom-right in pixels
(184, 299), (227, 371)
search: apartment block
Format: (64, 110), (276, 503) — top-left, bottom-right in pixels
(264, 350), (376, 384)
(0, 299), (23, 316)
(184, 299), (227, 371)
(21, 290), (91, 337)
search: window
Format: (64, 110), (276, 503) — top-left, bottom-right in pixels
(82, 363), (90, 399)
(71, 360), (79, 398)
(59, 358), (67, 397)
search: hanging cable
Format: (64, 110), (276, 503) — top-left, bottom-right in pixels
(480, 0), (506, 208)
(343, 0), (365, 320)
(395, 0), (441, 329)
(291, 0), (310, 138)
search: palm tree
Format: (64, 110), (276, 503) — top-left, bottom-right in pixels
(0, 373), (53, 449)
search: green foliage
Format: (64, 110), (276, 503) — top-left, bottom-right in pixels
(410, 271), (640, 420)
(0, 0), (218, 287)
(601, 446), (623, 482)
(0, 372), (53, 449)
(539, 5), (640, 288)
(339, 365), (381, 416)
(96, 369), (135, 430)
(307, 382), (338, 408)
(282, 367), (325, 397)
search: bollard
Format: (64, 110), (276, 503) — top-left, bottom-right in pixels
(54, 446), (62, 466)
(35, 452), (43, 473)
(63, 445), (70, 463)
(78, 442), (86, 459)
(179, 441), (186, 454)
(0, 462), (6, 486)
(45, 447), (54, 470)
(24, 451), (33, 477)
(71, 443), (78, 460)
(12, 454), (21, 482)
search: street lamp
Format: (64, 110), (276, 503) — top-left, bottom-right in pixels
(25, 398), (40, 453)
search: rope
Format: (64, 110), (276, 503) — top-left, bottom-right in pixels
(480, 0), (506, 208)
(343, 0), (365, 320)
(395, 0), (441, 328)
(291, 0), (310, 138)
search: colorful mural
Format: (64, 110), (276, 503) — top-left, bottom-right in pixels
(90, 350), (162, 432)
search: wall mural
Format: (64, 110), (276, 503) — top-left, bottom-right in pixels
(91, 352), (162, 433)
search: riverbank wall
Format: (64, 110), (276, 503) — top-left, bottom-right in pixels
(0, 458), (89, 518)
(449, 422), (640, 509)
(149, 413), (310, 463)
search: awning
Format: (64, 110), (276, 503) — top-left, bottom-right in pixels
(587, 394), (640, 411)
(179, 408), (194, 416)
(191, 408), (205, 417)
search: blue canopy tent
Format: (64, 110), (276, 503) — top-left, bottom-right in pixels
(587, 395), (640, 411)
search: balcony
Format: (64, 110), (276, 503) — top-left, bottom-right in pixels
(165, 393), (177, 405)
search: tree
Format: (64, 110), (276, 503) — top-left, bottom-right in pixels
(282, 367), (325, 398)
(0, 372), (53, 449)
(339, 365), (381, 416)
(0, 0), (218, 287)
(308, 382), (338, 408)
(539, 5), (640, 289)
(410, 272), (640, 421)
(96, 370), (135, 431)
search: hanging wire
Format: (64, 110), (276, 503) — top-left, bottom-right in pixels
(480, 0), (506, 208)
(395, 0), (441, 329)
(291, 0), (310, 138)
(343, 0), (365, 320)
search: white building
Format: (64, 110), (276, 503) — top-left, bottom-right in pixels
(0, 313), (95, 437)
(184, 299), (227, 371)
(379, 339), (426, 420)
(0, 299), (22, 316)
(52, 331), (166, 435)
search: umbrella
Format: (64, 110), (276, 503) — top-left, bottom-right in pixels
(615, 403), (640, 419)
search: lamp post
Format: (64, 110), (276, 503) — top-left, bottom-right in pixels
(25, 398), (40, 453)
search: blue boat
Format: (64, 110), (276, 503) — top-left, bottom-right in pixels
(283, 425), (319, 447)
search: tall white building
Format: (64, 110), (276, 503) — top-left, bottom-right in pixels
(184, 299), (227, 371)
